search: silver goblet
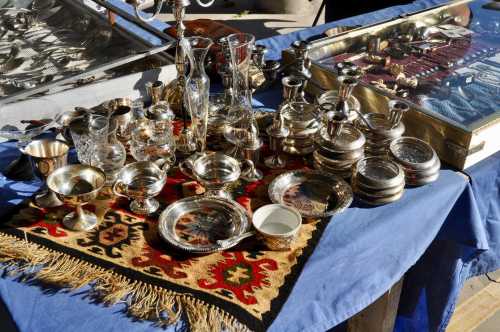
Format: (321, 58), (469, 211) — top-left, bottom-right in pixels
(47, 165), (106, 231)
(23, 139), (69, 208)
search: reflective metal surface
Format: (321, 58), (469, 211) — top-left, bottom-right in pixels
(390, 136), (440, 186)
(47, 164), (105, 231)
(352, 157), (406, 205)
(268, 170), (353, 218)
(158, 196), (250, 253)
(113, 161), (167, 215)
(24, 139), (69, 208)
(180, 152), (241, 199)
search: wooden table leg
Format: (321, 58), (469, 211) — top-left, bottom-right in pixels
(348, 277), (404, 332)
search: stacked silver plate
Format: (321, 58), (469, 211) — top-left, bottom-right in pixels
(352, 157), (405, 205)
(389, 137), (440, 186)
(282, 102), (320, 156)
(357, 114), (405, 157)
(313, 124), (365, 179)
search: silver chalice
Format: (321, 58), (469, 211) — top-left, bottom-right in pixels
(47, 165), (106, 231)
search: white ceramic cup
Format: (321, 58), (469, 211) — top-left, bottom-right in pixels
(252, 204), (302, 251)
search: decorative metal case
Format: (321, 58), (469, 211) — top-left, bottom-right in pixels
(283, 0), (500, 169)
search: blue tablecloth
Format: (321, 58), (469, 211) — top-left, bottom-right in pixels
(1, 1), (499, 332)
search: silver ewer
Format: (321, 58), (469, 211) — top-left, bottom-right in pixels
(47, 165), (106, 231)
(113, 161), (167, 215)
(23, 139), (69, 208)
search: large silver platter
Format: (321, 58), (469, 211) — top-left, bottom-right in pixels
(268, 170), (353, 218)
(158, 196), (250, 253)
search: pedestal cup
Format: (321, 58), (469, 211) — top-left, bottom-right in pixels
(47, 165), (106, 231)
(23, 139), (69, 208)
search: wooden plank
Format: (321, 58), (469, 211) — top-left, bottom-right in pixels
(447, 275), (500, 332)
(348, 277), (404, 332)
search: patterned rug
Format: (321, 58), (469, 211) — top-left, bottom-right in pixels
(0, 158), (330, 332)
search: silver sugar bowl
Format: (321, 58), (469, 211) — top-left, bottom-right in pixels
(179, 152), (242, 199)
(113, 161), (167, 215)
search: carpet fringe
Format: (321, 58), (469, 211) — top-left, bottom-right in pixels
(0, 233), (248, 332)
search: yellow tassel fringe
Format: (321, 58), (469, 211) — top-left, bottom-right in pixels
(0, 233), (248, 332)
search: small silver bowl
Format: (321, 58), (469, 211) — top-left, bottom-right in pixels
(180, 152), (241, 199)
(113, 161), (167, 215)
(47, 165), (106, 231)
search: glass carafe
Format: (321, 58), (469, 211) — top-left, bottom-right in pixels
(181, 36), (213, 154)
(223, 33), (261, 158)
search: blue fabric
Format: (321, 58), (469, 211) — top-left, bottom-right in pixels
(395, 152), (500, 332)
(1, 1), (498, 332)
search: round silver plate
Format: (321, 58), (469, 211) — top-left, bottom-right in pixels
(268, 170), (353, 218)
(158, 196), (250, 253)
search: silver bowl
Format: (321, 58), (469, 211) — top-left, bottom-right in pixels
(113, 161), (167, 215)
(180, 152), (241, 199)
(47, 165), (106, 231)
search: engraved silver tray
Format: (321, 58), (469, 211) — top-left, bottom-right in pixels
(268, 169), (353, 218)
(158, 196), (250, 254)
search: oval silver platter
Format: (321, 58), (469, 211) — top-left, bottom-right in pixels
(268, 170), (353, 218)
(158, 196), (250, 253)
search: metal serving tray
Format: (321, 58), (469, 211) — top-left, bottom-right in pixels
(283, 0), (500, 169)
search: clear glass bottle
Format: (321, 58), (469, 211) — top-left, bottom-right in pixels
(181, 36), (213, 154)
(223, 33), (261, 156)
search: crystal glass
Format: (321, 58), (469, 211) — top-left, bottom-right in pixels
(130, 118), (176, 167)
(70, 113), (109, 165)
(223, 33), (260, 158)
(181, 36), (213, 153)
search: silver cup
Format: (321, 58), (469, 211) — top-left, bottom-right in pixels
(47, 165), (106, 231)
(23, 139), (69, 208)
(113, 161), (167, 215)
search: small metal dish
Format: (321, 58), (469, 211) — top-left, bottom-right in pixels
(158, 196), (250, 253)
(389, 137), (438, 171)
(268, 170), (352, 218)
(315, 145), (365, 161)
(405, 172), (439, 186)
(354, 157), (405, 189)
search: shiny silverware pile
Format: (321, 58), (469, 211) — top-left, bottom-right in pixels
(352, 156), (405, 205)
(356, 100), (409, 156)
(389, 136), (440, 186)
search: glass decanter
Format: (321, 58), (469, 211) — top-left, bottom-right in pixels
(91, 122), (126, 186)
(223, 34), (261, 156)
(181, 36), (213, 154)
